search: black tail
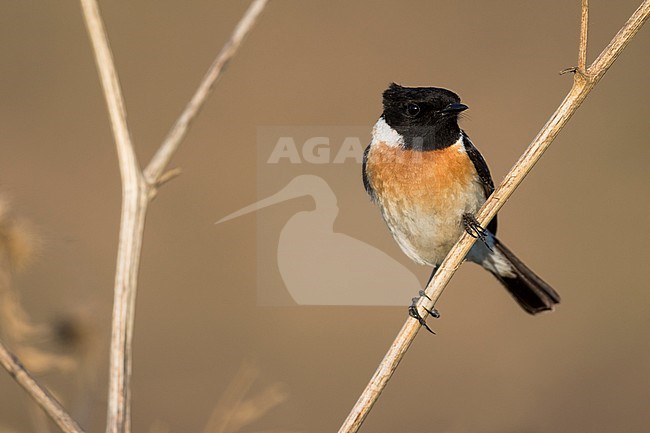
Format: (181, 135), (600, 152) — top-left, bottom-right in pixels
(489, 238), (560, 315)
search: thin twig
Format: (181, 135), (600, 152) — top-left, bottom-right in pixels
(144, 0), (269, 185)
(579, 0), (589, 72)
(79, 0), (140, 177)
(0, 340), (85, 433)
(338, 1), (650, 432)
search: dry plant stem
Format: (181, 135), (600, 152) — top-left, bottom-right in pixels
(579, 0), (589, 72)
(0, 340), (85, 433)
(338, 1), (650, 432)
(79, 1), (146, 432)
(144, 0), (269, 184)
(78, 1), (268, 433)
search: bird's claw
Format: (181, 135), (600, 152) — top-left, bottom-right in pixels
(409, 305), (435, 334)
(462, 213), (493, 252)
(415, 290), (440, 318)
(409, 290), (439, 334)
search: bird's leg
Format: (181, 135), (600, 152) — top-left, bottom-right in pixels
(409, 265), (441, 334)
(409, 301), (436, 334)
(422, 266), (441, 319)
(425, 265), (438, 287)
(462, 212), (492, 251)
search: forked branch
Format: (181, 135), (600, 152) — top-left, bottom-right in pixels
(84, 1), (268, 432)
(338, 1), (650, 432)
(0, 2), (268, 433)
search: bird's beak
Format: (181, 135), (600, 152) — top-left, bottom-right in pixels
(441, 103), (468, 114)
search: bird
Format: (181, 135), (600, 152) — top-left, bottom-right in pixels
(362, 83), (560, 324)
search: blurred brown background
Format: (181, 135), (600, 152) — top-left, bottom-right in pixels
(1, 1), (649, 432)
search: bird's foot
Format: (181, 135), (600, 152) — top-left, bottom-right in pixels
(409, 290), (439, 334)
(462, 213), (493, 252)
(418, 290), (441, 318)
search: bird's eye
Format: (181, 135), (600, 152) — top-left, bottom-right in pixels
(406, 103), (420, 117)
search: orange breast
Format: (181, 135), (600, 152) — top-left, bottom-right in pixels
(365, 141), (486, 265)
(366, 141), (478, 209)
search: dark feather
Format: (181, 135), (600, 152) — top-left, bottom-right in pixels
(461, 131), (498, 234)
(490, 238), (561, 314)
(362, 143), (377, 202)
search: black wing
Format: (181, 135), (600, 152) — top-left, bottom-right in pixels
(461, 131), (498, 234)
(362, 144), (377, 203)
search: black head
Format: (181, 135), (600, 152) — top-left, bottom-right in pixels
(381, 83), (468, 150)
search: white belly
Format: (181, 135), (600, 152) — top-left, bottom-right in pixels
(380, 179), (485, 266)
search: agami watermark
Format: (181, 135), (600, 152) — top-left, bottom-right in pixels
(216, 127), (420, 306)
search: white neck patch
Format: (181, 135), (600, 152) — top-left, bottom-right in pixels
(371, 117), (404, 148)
(453, 133), (466, 153)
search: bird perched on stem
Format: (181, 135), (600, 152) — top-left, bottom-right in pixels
(363, 83), (559, 330)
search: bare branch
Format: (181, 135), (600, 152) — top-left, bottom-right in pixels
(0, 340), (85, 433)
(587, 1), (649, 78)
(579, 0), (589, 72)
(338, 1), (650, 432)
(79, 0), (141, 184)
(143, 0), (269, 185)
